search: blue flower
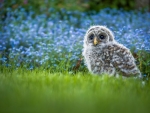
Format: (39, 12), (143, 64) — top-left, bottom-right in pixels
(1, 7), (150, 69)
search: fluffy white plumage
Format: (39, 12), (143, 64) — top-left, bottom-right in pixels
(83, 25), (141, 77)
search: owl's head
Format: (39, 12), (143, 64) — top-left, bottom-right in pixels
(84, 25), (115, 47)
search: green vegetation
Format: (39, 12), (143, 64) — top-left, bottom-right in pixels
(0, 68), (150, 113)
(1, 0), (136, 12)
(0, 0), (143, 17)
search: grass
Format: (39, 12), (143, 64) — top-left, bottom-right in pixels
(0, 68), (150, 113)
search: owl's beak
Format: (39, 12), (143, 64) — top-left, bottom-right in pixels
(94, 37), (99, 45)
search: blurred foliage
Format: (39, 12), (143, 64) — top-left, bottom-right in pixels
(1, 0), (149, 20)
(0, 0), (85, 14)
(88, 0), (135, 11)
(0, 0), (85, 20)
(0, 0), (136, 14)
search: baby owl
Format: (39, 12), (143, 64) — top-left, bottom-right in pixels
(83, 25), (141, 77)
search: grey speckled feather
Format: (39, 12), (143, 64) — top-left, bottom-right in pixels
(83, 25), (141, 77)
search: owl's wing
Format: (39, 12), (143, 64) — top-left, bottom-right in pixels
(111, 44), (141, 77)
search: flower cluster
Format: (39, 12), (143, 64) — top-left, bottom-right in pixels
(0, 8), (150, 69)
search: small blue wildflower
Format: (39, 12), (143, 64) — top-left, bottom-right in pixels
(0, 7), (149, 69)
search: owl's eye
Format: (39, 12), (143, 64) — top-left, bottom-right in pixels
(89, 34), (94, 40)
(99, 34), (105, 39)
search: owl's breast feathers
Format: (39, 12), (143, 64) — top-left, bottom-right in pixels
(83, 42), (141, 77)
(104, 42), (141, 77)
